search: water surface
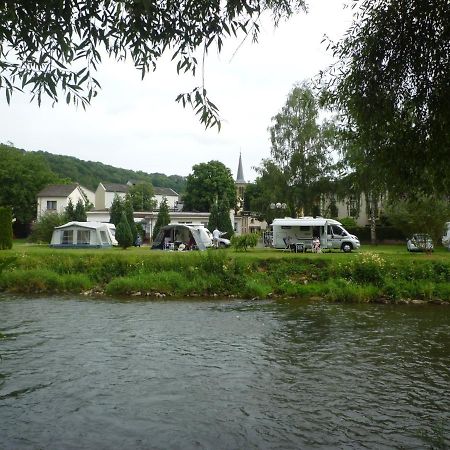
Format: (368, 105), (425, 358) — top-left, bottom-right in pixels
(0, 296), (449, 449)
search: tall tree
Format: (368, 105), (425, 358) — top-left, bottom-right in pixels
(327, 0), (449, 196)
(152, 198), (171, 241)
(0, 1), (305, 127)
(115, 212), (133, 249)
(183, 161), (236, 212)
(217, 195), (234, 238)
(264, 83), (338, 216)
(124, 196), (137, 242)
(208, 202), (220, 232)
(0, 207), (13, 250)
(128, 183), (157, 212)
(109, 195), (125, 226)
(0, 144), (60, 225)
(73, 199), (87, 222)
(65, 199), (75, 221)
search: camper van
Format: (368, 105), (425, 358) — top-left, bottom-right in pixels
(271, 217), (360, 253)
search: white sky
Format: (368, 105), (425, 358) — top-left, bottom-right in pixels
(0, 0), (353, 183)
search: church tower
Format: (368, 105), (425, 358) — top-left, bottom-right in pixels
(235, 152), (247, 206)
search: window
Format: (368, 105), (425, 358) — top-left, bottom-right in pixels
(47, 200), (57, 211)
(281, 226), (292, 229)
(77, 230), (90, 245)
(100, 231), (109, 244)
(61, 230), (73, 245)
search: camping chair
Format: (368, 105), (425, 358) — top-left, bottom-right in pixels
(283, 237), (293, 252)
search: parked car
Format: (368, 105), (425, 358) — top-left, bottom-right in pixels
(407, 233), (434, 252)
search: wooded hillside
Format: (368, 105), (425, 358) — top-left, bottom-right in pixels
(1, 144), (186, 193)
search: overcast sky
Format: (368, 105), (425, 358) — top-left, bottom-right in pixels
(0, 0), (354, 183)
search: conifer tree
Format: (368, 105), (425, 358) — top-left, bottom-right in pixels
(152, 198), (170, 241)
(109, 195), (124, 226)
(207, 202), (220, 231)
(115, 212), (133, 249)
(0, 207), (13, 249)
(65, 199), (75, 221)
(124, 195), (137, 243)
(74, 199), (87, 221)
(217, 195), (234, 238)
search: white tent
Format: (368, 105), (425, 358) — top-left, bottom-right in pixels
(50, 221), (114, 248)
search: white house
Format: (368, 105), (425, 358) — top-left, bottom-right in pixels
(36, 183), (93, 218)
(95, 182), (129, 210)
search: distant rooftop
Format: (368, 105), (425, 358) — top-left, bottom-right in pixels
(101, 182), (129, 193)
(154, 187), (178, 196)
(37, 183), (79, 197)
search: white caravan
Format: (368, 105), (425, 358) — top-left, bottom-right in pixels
(271, 217), (360, 252)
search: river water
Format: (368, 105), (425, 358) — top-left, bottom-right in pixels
(0, 296), (449, 450)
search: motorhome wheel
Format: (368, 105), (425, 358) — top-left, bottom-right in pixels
(342, 243), (353, 253)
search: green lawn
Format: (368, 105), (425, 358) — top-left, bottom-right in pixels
(6, 239), (449, 261)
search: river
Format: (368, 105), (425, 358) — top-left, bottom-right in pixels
(0, 296), (449, 449)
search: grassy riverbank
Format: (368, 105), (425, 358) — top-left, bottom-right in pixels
(0, 242), (449, 303)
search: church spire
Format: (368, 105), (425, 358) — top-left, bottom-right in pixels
(236, 152), (246, 184)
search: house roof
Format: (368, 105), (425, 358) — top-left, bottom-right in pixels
(154, 187), (178, 196)
(37, 183), (79, 197)
(101, 183), (129, 193)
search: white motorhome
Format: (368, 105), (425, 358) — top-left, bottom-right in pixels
(271, 217), (360, 252)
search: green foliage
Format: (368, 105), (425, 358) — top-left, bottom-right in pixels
(115, 212), (133, 249)
(0, 144), (61, 224)
(1, 247), (450, 302)
(265, 82), (339, 216)
(109, 195), (124, 226)
(124, 196), (137, 242)
(74, 199), (87, 221)
(231, 233), (259, 251)
(217, 195), (234, 238)
(65, 199), (75, 220)
(36, 150), (186, 193)
(327, 0), (449, 197)
(0, 207), (13, 249)
(386, 196), (450, 245)
(183, 161), (236, 212)
(29, 211), (67, 243)
(208, 202), (220, 231)
(152, 198), (171, 241)
(0, 1), (304, 127)
(66, 198), (87, 222)
(128, 182), (157, 212)
(339, 217), (358, 228)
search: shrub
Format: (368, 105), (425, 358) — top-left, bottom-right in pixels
(231, 233), (259, 251)
(339, 217), (358, 228)
(29, 211), (67, 243)
(115, 212), (133, 249)
(0, 207), (13, 249)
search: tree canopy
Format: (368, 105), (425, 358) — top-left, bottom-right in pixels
(152, 197), (170, 240)
(326, 0), (449, 196)
(1, 0), (304, 127)
(251, 83), (338, 219)
(183, 161), (236, 212)
(0, 144), (61, 224)
(128, 182), (157, 212)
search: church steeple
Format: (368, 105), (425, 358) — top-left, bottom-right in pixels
(236, 152), (246, 184)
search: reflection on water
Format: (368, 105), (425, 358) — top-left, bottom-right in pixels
(0, 296), (449, 449)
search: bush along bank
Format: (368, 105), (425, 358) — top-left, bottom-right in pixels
(0, 251), (449, 303)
